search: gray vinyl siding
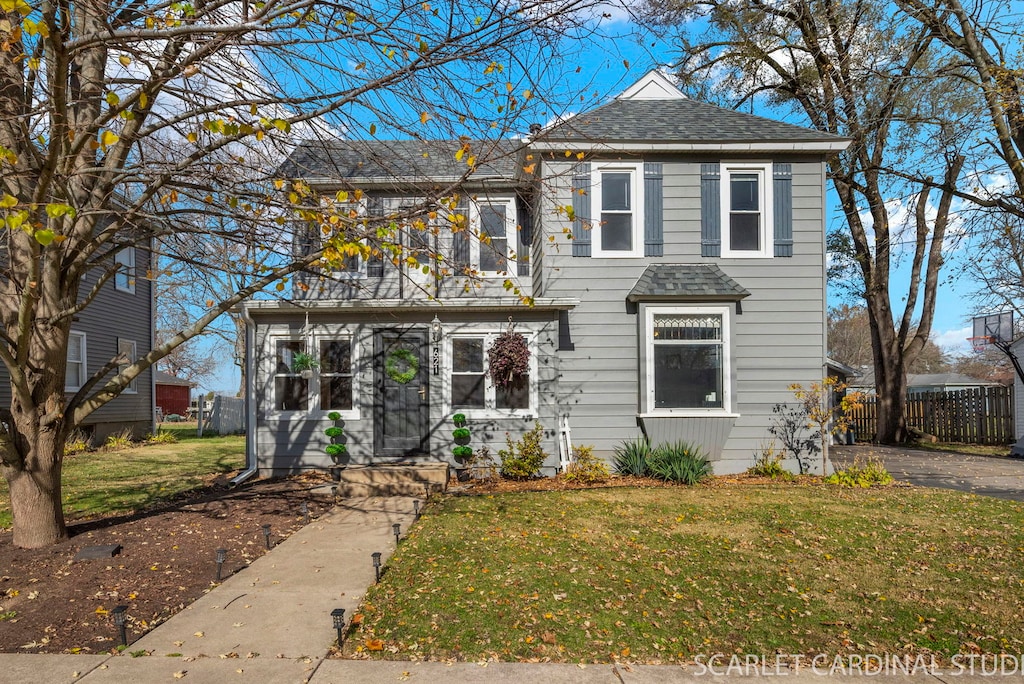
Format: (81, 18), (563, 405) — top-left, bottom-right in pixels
(0, 245), (154, 442)
(293, 193), (533, 303)
(539, 155), (827, 472)
(250, 309), (561, 475)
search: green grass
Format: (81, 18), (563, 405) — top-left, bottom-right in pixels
(0, 433), (244, 529)
(349, 485), (1024, 663)
(909, 442), (1012, 458)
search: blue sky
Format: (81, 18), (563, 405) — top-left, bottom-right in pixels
(196, 11), (978, 395)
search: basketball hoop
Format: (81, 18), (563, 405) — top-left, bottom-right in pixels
(968, 336), (993, 353)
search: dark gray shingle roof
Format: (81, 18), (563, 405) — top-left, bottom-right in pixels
(279, 139), (525, 183)
(542, 99), (845, 144)
(626, 264), (750, 303)
(155, 370), (193, 386)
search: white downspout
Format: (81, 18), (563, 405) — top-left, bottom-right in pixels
(230, 305), (259, 487)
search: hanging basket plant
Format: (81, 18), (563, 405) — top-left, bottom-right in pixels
(385, 347), (419, 384)
(488, 322), (530, 388)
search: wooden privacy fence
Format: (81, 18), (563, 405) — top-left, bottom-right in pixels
(848, 386), (1014, 445)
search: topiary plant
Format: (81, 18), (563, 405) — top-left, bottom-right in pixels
(324, 412), (347, 465)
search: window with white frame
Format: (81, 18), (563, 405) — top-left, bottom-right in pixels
(449, 333), (532, 413)
(318, 338), (354, 411)
(117, 338), (138, 393)
(721, 162), (773, 258)
(66, 331), (87, 391)
(592, 163), (643, 257)
(115, 247), (136, 293)
(476, 201), (513, 273)
(646, 307), (730, 412)
(273, 339), (309, 411)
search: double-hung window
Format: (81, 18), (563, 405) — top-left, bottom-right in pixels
(319, 338), (354, 411)
(117, 338), (138, 393)
(476, 202), (513, 273)
(66, 331), (87, 391)
(645, 307), (730, 413)
(115, 247), (136, 293)
(273, 339), (309, 411)
(721, 162), (773, 258)
(449, 333), (532, 414)
(592, 163), (643, 258)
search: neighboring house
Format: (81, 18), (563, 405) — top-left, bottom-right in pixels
(155, 371), (194, 417)
(240, 70), (849, 476)
(0, 240), (154, 444)
(851, 371), (1002, 395)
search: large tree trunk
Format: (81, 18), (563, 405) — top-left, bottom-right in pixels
(1, 429), (67, 548)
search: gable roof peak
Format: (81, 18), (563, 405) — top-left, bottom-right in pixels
(616, 69), (686, 101)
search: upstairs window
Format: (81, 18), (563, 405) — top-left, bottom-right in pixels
(477, 203), (510, 273)
(115, 247), (136, 293)
(592, 163), (643, 258)
(720, 163), (773, 258)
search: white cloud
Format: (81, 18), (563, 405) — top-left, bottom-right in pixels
(935, 325), (973, 357)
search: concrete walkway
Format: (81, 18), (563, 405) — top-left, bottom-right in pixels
(832, 444), (1024, 502)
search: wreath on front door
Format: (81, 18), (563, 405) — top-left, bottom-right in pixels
(385, 347), (420, 384)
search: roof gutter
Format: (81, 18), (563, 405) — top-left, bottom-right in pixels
(230, 306), (259, 488)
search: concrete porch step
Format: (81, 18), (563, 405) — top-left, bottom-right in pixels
(328, 462), (449, 498)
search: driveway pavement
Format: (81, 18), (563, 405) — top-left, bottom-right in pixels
(831, 444), (1024, 502)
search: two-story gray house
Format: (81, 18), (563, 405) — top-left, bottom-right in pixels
(240, 70), (849, 476)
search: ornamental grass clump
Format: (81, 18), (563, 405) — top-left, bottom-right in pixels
(646, 441), (711, 485)
(612, 437), (652, 476)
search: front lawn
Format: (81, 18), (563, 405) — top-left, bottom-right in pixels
(0, 433), (245, 529)
(348, 484), (1024, 663)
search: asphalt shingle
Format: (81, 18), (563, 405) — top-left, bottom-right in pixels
(541, 98), (845, 144)
(626, 264), (751, 303)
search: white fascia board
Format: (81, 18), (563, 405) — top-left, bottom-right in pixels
(238, 297), (579, 314)
(530, 140), (851, 153)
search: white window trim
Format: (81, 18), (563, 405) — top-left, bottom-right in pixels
(591, 161), (644, 258)
(720, 161), (773, 259)
(267, 335), (310, 416)
(644, 305), (733, 416)
(471, 198), (517, 277)
(118, 338), (138, 394)
(311, 333), (360, 420)
(115, 247), (136, 293)
(326, 199), (368, 280)
(66, 330), (87, 392)
(445, 331), (537, 418)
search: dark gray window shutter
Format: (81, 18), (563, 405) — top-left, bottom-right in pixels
(644, 162), (664, 257)
(452, 203), (470, 272)
(365, 196), (385, 277)
(292, 222), (316, 259)
(700, 163), (721, 257)
(516, 197), (532, 277)
(571, 162), (591, 257)
(773, 163), (793, 257)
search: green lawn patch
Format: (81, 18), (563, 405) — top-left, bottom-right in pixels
(349, 485), (1024, 663)
(909, 442), (1012, 458)
(0, 434), (244, 529)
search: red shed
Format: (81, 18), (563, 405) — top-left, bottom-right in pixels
(155, 370), (193, 418)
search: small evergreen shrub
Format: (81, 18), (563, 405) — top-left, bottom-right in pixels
(562, 445), (610, 484)
(646, 441), (711, 484)
(748, 441), (794, 480)
(451, 413), (467, 427)
(452, 427), (471, 440)
(499, 422), (548, 479)
(825, 457), (894, 488)
(326, 443), (347, 457)
(612, 437), (652, 477)
(452, 445), (474, 460)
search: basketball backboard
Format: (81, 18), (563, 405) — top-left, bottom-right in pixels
(971, 311), (1014, 349)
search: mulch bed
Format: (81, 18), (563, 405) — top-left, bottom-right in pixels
(0, 472), (332, 654)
